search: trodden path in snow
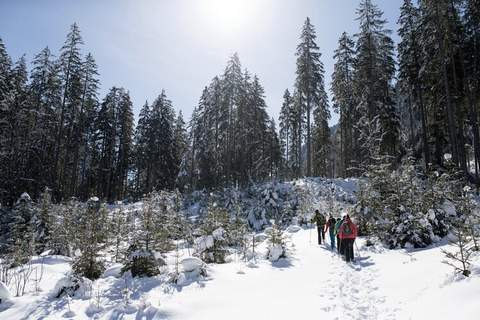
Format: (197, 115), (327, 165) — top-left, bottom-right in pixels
(157, 228), (399, 320)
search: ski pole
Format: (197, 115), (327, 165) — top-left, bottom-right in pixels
(354, 240), (362, 259)
(309, 223), (312, 244)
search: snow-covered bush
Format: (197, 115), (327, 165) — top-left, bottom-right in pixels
(180, 257), (204, 273)
(0, 281), (11, 304)
(53, 275), (81, 299)
(355, 158), (465, 248)
(121, 244), (160, 278)
(265, 221), (287, 262)
(4, 193), (37, 267)
(244, 182), (302, 230)
(195, 203), (231, 263)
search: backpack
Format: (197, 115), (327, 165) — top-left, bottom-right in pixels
(343, 222), (353, 236)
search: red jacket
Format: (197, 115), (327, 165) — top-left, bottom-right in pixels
(338, 219), (358, 240)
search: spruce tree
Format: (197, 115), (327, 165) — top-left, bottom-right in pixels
(353, 0), (399, 167)
(72, 197), (108, 280)
(331, 32), (356, 176)
(55, 23), (85, 200)
(295, 17), (329, 177)
(279, 89), (294, 177)
(398, 0), (430, 169)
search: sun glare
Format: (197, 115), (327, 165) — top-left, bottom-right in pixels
(198, 0), (256, 34)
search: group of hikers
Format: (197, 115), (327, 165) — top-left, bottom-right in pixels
(311, 209), (358, 263)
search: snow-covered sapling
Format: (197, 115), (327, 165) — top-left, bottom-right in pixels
(195, 203), (230, 263)
(266, 220), (287, 262)
(32, 256), (45, 294)
(72, 198), (108, 280)
(121, 243), (160, 278)
(442, 224), (474, 277)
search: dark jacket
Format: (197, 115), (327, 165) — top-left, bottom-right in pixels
(325, 217), (336, 234)
(311, 212), (326, 226)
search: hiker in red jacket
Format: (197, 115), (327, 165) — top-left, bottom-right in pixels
(338, 215), (358, 263)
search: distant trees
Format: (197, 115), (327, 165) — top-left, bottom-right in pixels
(182, 54), (282, 190)
(2, 0), (480, 202)
(0, 24), (282, 204)
(0, 24), (189, 205)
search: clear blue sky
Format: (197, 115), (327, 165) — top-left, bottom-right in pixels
(0, 0), (401, 126)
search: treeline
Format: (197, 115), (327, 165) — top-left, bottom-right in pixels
(2, 0), (480, 205)
(0, 22), (286, 205)
(0, 24), (189, 205)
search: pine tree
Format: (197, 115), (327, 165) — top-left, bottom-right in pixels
(148, 91), (178, 191)
(92, 87), (133, 201)
(174, 110), (188, 189)
(35, 188), (54, 253)
(71, 53), (100, 198)
(133, 101), (151, 197)
(8, 193), (36, 267)
(115, 90), (134, 200)
(1, 55), (29, 205)
(295, 17), (329, 177)
(72, 197), (108, 280)
(398, 0), (430, 169)
(266, 220), (287, 262)
(331, 32), (356, 176)
(353, 0), (399, 167)
(196, 202), (231, 264)
(55, 23), (85, 200)
(26, 47), (62, 198)
(279, 89), (294, 177)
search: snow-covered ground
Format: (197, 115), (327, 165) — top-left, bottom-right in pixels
(1, 226), (479, 320)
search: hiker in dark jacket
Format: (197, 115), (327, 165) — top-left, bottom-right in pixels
(338, 215), (358, 262)
(324, 214), (337, 250)
(311, 210), (326, 245)
(334, 218), (343, 254)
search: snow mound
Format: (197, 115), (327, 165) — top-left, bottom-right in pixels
(212, 227), (225, 240)
(85, 303), (103, 316)
(194, 235), (214, 252)
(174, 272), (187, 286)
(102, 263), (123, 278)
(267, 244), (285, 262)
(180, 257), (204, 273)
(286, 225), (301, 233)
(0, 281), (11, 301)
(253, 233), (268, 242)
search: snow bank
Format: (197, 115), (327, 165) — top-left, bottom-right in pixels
(102, 263), (123, 278)
(180, 257), (204, 273)
(194, 235), (214, 252)
(253, 233), (268, 242)
(212, 227), (225, 240)
(0, 281), (11, 302)
(267, 244), (285, 262)
(286, 225), (301, 233)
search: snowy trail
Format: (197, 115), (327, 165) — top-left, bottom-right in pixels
(157, 228), (398, 320)
(2, 226), (479, 319)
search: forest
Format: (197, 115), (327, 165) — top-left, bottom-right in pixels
(0, 0), (479, 319)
